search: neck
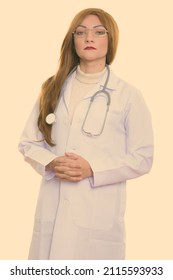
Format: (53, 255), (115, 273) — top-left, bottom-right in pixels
(79, 60), (106, 74)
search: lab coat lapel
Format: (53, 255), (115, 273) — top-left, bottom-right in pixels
(61, 71), (76, 114)
(106, 70), (119, 90)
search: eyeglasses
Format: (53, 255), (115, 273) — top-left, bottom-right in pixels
(72, 27), (108, 38)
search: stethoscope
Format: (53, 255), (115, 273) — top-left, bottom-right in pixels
(45, 65), (111, 137)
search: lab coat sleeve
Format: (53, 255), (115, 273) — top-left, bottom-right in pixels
(18, 101), (57, 180)
(89, 90), (154, 187)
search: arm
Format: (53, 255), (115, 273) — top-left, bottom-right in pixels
(89, 91), (154, 187)
(18, 101), (57, 180)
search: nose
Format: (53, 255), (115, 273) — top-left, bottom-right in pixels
(85, 30), (94, 42)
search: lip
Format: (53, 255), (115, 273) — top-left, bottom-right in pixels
(84, 46), (96, 50)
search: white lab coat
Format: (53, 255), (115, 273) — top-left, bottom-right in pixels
(18, 68), (154, 260)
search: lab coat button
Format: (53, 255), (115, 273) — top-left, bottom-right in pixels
(63, 198), (70, 206)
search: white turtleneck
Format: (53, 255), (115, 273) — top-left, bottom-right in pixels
(69, 65), (106, 116)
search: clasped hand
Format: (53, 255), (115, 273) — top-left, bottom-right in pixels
(46, 152), (93, 182)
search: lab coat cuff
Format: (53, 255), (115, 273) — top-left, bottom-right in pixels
(89, 171), (111, 187)
(89, 159), (115, 187)
(44, 169), (56, 181)
(24, 147), (57, 167)
(89, 166), (111, 187)
(42, 154), (57, 180)
(24, 149), (57, 180)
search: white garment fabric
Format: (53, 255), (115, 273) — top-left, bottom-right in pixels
(18, 67), (154, 260)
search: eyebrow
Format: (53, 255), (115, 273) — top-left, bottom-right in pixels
(77, 24), (105, 28)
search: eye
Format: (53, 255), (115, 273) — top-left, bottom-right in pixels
(76, 31), (84, 36)
(75, 29), (86, 36)
(95, 29), (107, 36)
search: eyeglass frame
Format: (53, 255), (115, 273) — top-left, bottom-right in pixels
(72, 25), (108, 38)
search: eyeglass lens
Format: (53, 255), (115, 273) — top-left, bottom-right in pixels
(74, 27), (107, 37)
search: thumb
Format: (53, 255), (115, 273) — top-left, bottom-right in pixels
(65, 152), (79, 160)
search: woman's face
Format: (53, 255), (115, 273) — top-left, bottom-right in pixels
(73, 15), (108, 68)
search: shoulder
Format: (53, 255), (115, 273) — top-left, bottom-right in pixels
(108, 69), (150, 115)
(110, 69), (140, 93)
(109, 68), (145, 102)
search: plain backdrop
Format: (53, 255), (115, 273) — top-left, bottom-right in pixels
(0, 0), (173, 260)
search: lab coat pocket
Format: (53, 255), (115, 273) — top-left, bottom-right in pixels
(90, 193), (116, 230)
(73, 192), (116, 231)
(106, 109), (125, 128)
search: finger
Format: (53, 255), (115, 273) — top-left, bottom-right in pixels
(64, 170), (82, 177)
(55, 167), (82, 177)
(65, 152), (79, 160)
(61, 177), (82, 182)
(55, 158), (81, 168)
(67, 162), (81, 169)
(68, 176), (82, 182)
(54, 164), (81, 174)
(55, 156), (68, 164)
(58, 161), (81, 169)
(55, 172), (82, 182)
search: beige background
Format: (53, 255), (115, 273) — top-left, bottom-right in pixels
(0, 0), (173, 259)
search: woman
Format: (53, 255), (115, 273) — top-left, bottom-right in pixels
(18, 8), (154, 260)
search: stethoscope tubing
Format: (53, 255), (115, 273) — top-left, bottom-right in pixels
(45, 65), (111, 137)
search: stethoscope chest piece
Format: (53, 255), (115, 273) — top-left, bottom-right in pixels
(45, 113), (56, 125)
